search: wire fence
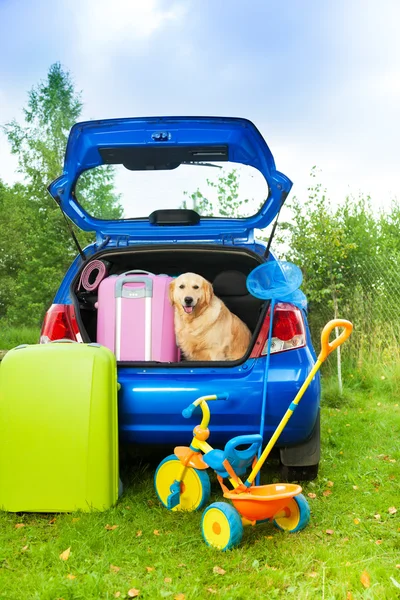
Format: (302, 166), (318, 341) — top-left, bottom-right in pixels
(298, 254), (400, 368)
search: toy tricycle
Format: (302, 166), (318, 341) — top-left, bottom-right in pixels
(154, 319), (353, 550)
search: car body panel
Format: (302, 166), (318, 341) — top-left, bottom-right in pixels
(47, 116), (292, 242)
(117, 350), (320, 446)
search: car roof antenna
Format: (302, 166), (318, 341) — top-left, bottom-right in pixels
(264, 191), (288, 259)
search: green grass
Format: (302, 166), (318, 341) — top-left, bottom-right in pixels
(0, 326), (40, 351)
(0, 373), (399, 600)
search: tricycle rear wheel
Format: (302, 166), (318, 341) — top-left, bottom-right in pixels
(273, 493), (310, 533)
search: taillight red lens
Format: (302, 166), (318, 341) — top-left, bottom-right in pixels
(250, 302), (306, 357)
(272, 305), (304, 341)
(40, 304), (81, 343)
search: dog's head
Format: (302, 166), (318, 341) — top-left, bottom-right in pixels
(169, 273), (213, 316)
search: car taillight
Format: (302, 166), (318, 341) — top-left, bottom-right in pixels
(250, 302), (306, 358)
(40, 304), (82, 343)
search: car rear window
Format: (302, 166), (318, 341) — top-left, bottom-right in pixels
(74, 161), (269, 221)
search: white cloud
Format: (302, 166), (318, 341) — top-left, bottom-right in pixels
(273, 137), (398, 213)
(262, 0), (400, 212)
(71, 0), (187, 61)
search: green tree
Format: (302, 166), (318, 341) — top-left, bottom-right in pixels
(2, 63), (122, 326)
(0, 182), (35, 319)
(181, 169), (253, 217)
(5, 63), (82, 194)
(278, 170), (360, 392)
(279, 175), (357, 311)
(378, 199), (400, 254)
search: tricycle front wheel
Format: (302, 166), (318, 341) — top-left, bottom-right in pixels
(154, 455), (210, 512)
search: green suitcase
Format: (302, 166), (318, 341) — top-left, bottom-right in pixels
(0, 342), (119, 512)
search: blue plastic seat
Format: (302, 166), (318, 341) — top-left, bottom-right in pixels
(203, 434), (263, 478)
(202, 449), (227, 476)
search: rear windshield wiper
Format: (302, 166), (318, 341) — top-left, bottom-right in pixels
(182, 161), (223, 168)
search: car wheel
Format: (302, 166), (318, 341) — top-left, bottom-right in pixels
(280, 463), (319, 482)
(279, 409), (320, 482)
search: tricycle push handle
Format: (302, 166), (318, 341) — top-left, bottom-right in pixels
(318, 319), (353, 362)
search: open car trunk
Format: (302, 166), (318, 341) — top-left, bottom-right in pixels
(72, 245), (267, 366)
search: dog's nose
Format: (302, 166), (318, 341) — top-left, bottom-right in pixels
(184, 296), (193, 305)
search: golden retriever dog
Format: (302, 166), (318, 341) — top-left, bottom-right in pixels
(169, 272), (252, 361)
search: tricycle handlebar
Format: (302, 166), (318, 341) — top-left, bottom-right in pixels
(182, 404), (197, 419)
(181, 393), (229, 429)
(181, 393), (229, 419)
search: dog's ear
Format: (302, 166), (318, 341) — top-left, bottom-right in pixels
(169, 280), (176, 306)
(204, 280), (214, 306)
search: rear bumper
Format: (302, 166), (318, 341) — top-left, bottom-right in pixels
(117, 347), (321, 446)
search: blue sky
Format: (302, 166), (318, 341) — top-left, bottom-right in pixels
(1, 0), (399, 216)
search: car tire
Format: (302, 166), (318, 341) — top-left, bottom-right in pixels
(279, 463), (319, 482)
(279, 409), (320, 482)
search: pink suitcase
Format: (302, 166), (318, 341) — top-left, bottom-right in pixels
(96, 270), (179, 362)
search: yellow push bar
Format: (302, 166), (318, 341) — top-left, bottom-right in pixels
(245, 319), (353, 486)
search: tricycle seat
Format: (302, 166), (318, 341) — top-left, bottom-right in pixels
(203, 434), (263, 478)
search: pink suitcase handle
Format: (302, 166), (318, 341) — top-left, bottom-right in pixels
(119, 270), (171, 278)
(115, 276), (153, 299)
(115, 274), (154, 361)
(121, 270), (155, 276)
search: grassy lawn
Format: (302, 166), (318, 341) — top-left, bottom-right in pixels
(0, 370), (399, 600)
(0, 327), (40, 354)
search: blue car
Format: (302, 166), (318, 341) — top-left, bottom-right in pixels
(41, 116), (321, 481)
